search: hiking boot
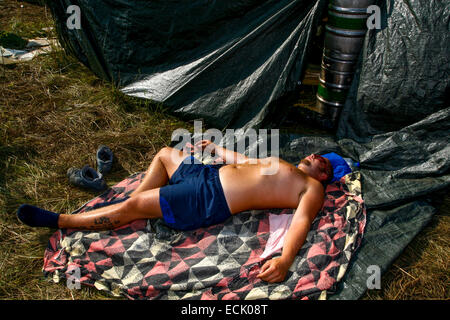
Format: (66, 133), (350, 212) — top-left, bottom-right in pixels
(96, 145), (113, 175)
(67, 165), (107, 192)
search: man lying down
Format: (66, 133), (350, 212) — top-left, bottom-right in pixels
(17, 140), (333, 283)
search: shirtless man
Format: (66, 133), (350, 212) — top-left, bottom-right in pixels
(17, 140), (333, 283)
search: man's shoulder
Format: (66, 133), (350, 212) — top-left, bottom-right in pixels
(306, 177), (325, 194)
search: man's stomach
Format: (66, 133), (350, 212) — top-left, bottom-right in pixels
(218, 163), (301, 214)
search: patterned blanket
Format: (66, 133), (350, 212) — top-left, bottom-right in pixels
(43, 170), (366, 300)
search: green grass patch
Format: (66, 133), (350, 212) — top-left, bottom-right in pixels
(0, 31), (28, 49)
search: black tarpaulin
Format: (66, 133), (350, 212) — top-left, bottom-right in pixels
(279, 0), (450, 299)
(327, 0), (450, 298)
(47, 0), (327, 129)
(275, 108), (449, 299)
(219, 0), (449, 299)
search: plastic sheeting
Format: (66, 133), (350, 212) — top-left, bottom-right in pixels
(47, 0), (326, 129)
(219, 0), (450, 299)
(327, 0), (450, 299)
(336, 0), (449, 140)
(275, 107), (449, 299)
(279, 0), (450, 299)
(0, 38), (59, 65)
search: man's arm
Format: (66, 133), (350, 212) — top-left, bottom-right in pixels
(195, 140), (249, 164)
(257, 180), (324, 283)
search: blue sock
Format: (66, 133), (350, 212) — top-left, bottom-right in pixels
(17, 204), (60, 228)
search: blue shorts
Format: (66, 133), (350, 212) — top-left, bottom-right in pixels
(159, 156), (232, 231)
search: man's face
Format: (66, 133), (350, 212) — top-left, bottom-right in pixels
(298, 154), (332, 182)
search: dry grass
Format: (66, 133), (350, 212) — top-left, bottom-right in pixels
(361, 194), (450, 300)
(0, 0), (448, 300)
(0, 0), (190, 300)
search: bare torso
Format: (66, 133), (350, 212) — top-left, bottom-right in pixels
(218, 157), (313, 214)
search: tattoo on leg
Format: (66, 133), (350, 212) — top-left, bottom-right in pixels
(90, 217), (122, 230)
(94, 217), (111, 225)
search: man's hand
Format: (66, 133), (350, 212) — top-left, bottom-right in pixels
(183, 140), (216, 155)
(194, 140), (216, 154)
(193, 139), (249, 164)
(257, 257), (290, 283)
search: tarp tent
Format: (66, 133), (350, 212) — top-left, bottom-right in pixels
(48, 0), (327, 129)
(326, 0), (450, 298)
(46, 0), (449, 299)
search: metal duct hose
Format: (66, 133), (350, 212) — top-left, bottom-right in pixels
(315, 0), (375, 127)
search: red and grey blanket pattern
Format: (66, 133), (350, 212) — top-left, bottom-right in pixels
(43, 171), (366, 300)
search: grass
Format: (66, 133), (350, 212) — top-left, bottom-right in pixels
(0, 0), (448, 300)
(0, 0), (190, 300)
(361, 194), (450, 300)
(0, 31), (28, 49)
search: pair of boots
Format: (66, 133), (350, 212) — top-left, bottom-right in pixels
(67, 145), (113, 192)
(16, 146), (114, 229)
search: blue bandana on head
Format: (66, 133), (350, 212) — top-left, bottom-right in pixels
(321, 152), (353, 183)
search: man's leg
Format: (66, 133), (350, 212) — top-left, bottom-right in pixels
(57, 188), (162, 230)
(130, 147), (187, 197)
(17, 147), (186, 229)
